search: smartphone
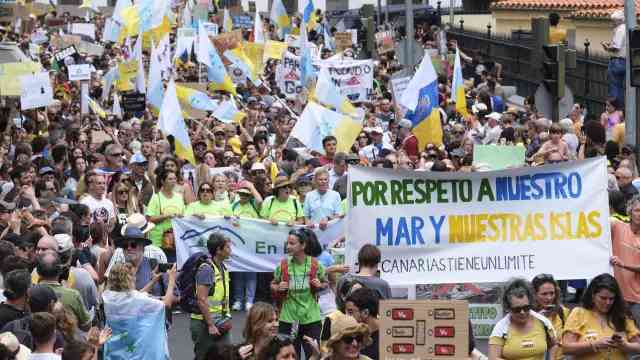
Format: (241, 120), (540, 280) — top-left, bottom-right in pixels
(158, 263), (174, 273)
(612, 334), (622, 342)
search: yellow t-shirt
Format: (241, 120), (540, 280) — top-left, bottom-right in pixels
(563, 307), (639, 360)
(489, 319), (548, 360)
(260, 195), (303, 223)
(548, 307), (570, 360)
(549, 27), (567, 44)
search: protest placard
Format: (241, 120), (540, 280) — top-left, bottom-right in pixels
(121, 92), (146, 113)
(70, 23), (96, 40)
(53, 46), (80, 70)
(232, 15), (253, 29)
(67, 64), (92, 81)
(473, 145), (526, 171)
(334, 32), (353, 52)
(20, 72), (53, 110)
(375, 30), (395, 53)
(321, 59), (374, 102)
(379, 300), (469, 359)
(0, 61), (42, 96)
(173, 217), (344, 270)
(346, 157), (611, 285)
(202, 22), (219, 37)
(390, 75), (411, 115)
(469, 304), (502, 339)
(77, 41), (105, 57)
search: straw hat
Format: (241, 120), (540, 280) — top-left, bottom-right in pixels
(326, 314), (372, 350)
(121, 213), (155, 235)
(273, 175), (292, 190)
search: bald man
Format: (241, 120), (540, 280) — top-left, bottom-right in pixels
(616, 167), (638, 203)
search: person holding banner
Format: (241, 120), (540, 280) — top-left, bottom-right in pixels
(185, 180), (231, 219)
(562, 274), (640, 360)
(489, 278), (557, 360)
(271, 228), (327, 359)
(303, 168), (342, 230)
(532, 274), (570, 360)
(261, 176), (304, 226)
(145, 170), (185, 262)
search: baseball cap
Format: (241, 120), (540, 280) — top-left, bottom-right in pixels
(38, 166), (55, 176)
(53, 234), (74, 253)
(129, 152), (148, 165)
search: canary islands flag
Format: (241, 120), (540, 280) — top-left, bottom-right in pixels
(176, 85), (219, 111)
(159, 79), (197, 165)
(270, 0), (290, 38)
(452, 48), (469, 117)
(102, 290), (169, 360)
(197, 22), (236, 95)
(291, 101), (362, 154)
(147, 39), (164, 113)
(86, 96), (107, 118)
(213, 100), (246, 123)
(400, 54), (443, 147)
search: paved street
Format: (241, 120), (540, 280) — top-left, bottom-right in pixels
(168, 310), (488, 359)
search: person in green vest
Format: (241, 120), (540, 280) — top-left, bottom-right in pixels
(191, 232), (232, 360)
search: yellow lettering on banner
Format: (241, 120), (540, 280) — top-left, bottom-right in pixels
(264, 40), (287, 61)
(447, 211), (603, 243)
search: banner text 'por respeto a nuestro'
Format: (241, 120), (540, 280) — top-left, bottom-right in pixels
(345, 157), (611, 285)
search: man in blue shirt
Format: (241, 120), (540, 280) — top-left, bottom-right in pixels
(303, 168), (342, 230)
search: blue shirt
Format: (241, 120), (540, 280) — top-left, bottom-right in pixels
(303, 189), (342, 223)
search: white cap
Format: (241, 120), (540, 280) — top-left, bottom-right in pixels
(472, 103), (488, 114)
(486, 112), (502, 121)
(53, 234), (74, 253)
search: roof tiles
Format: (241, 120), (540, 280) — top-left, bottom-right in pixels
(491, 0), (639, 19)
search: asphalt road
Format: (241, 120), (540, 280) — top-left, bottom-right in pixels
(167, 310), (489, 360)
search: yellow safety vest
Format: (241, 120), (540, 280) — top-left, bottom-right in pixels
(191, 261), (230, 320)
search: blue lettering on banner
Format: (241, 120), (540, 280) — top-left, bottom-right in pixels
(376, 216), (443, 247)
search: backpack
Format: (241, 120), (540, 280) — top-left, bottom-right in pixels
(265, 196), (299, 217)
(177, 252), (213, 314)
(231, 199), (261, 218)
(271, 257), (320, 310)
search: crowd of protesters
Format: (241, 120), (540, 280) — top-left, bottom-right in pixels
(0, 2), (635, 360)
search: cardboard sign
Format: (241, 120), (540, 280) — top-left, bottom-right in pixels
(379, 300), (469, 360)
(469, 304), (502, 339)
(70, 23), (96, 40)
(51, 34), (81, 49)
(20, 72), (54, 110)
(376, 30), (395, 54)
(121, 92), (146, 113)
(67, 64), (92, 81)
(212, 30), (243, 65)
(472, 145), (526, 170)
(334, 32), (352, 52)
(77, 41), (105, 56)
(390, 75), (411, 116)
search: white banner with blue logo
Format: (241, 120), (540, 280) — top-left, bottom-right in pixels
(173, 217), (345, 271)
(346, 158), (612, 285)
(102, 290), (169, 360)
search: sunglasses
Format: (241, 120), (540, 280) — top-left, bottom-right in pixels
(200, 188), (213, 193)
(118, 190), (129, 195)
(510, 305), (531, 314)
(122, 241), (142, 249)
(341, 334), (364, 344)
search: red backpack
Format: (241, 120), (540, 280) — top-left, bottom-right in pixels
(272, 257), (320, 310)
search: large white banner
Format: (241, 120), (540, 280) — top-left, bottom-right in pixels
(276, 53), (374, 102)
(346, 158), (612, 285)
(173, 217), (345, 271)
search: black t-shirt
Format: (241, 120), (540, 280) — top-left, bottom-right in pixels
(362, 329), (379, 360)
(0, 303), (25, 330)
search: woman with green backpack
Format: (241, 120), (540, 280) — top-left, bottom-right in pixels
(271, 228), (328, 360)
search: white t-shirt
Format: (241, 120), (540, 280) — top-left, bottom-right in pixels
(80, 194), (116, 225)
(611, 23), (627, 58)
(29, 353), (61, 360)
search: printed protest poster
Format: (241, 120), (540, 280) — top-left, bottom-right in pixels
(173, 217), (344, 270)
(67, 64), (92, 81)
(275, 51), (302, 99)
(346, 157), (611, 285)
(321, 59), (375, 102)
(473, 145), (526, 171)
(390, 75), (411, 115)
(20, 72), (54, 110)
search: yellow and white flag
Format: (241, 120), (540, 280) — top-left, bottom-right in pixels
(223, 8), (233, 32)
(313, 66), (363, 121)
(212, 100), (246, 124)
(158, 79), (196, 165)
(291, 101), (362, 154)
(86, 95), (107, 118)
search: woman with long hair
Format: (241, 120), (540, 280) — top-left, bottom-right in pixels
(145, 170), (185, 261)
(111, 181), (139, 227)
(531, 274), (570, 360)
(153, 156), (196, 204)
(563, 273), (640, 360)
(63, 156), (87, 199)
(237, 302), (279, 360)
(489, 278), (557, 360)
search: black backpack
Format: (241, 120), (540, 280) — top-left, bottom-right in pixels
(177, 252), (212, 314)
